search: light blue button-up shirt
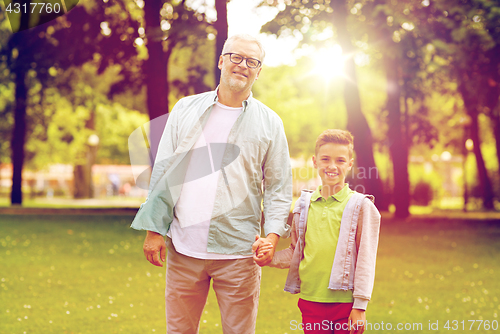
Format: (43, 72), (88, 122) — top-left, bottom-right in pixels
(131, 89), (292, 256)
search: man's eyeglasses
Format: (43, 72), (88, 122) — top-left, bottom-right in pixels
(223, 53), (262, 69)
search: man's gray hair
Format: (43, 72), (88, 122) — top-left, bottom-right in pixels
(222, 34), (266, 63)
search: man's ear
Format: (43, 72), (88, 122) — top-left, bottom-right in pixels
(255, 67), (262, 80)
(218, 55), (224, 70)
(312, 155), (317, 169)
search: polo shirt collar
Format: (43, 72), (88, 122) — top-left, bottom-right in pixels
(311, 184), (351, 202)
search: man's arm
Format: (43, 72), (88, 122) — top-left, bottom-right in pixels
(260, 119), (293, 257)
(143, 231), (166, 267)
(130, 100), (181, 236)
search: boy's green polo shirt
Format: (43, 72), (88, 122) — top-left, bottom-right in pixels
(299, 184), (355, 303)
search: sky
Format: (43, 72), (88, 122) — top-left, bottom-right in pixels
(226, 0), (301, 67)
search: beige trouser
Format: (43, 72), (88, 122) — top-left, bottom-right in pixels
(165, 238), (261, 334)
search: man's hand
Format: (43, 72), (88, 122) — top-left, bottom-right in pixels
(251, 233), (279, 267)
(348, 308), (366, 334)
(143, 231), (166, 267)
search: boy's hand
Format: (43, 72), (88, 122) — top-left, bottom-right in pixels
(255, 240), (273, 258)
(252, 234), (279, 266)
(348, 309), (366, 334)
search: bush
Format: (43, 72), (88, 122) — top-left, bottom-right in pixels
(412, 181), (434, 206)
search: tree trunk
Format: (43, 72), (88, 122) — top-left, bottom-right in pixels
(214, 0), (228, 87)
(384, 55), (410, 218)
(144, 0), (169, 165)
(459, 80), (495, 210)
(10, 5), (30, 205)
(484, 46), (500, 199)
(11, 65), (27, 205)
(492, 108), (500, 187)
(73, 111), (97, 199)
(73, 164), (91, 199)
(468, 111), (494, 209)
(331, 1), (388, 210)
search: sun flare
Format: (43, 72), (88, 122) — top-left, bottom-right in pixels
(311, 45), (345, 80)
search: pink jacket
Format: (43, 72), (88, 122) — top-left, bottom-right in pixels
(270, 190), (381, 310)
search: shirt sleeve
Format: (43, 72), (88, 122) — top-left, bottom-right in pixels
(262, 118), (293, 238)
(130, 100), (181, 235)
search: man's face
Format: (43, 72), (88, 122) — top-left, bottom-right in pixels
(218, 39), (262, 94)
(312, 143), (353, 190)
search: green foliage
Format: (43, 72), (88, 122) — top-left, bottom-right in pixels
(96, 104), (149, 165)
(23, 61), (148, 169)
(170, 37), (215, 98)
(253, 58), (346, 158)
(0, 83), (13, 164)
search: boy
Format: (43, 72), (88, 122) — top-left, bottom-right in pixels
(254, 129), (381, 334)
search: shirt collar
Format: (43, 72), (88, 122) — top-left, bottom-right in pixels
(214, 86), (252, 110)
(311, 184), (351, 202)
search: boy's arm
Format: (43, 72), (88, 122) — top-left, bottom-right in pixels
(260, 210), (299, 268)
(348, 309), (366, 334)
(352, 198), (381, 310)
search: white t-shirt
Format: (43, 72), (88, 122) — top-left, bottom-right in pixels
(167, 102), (250, 259)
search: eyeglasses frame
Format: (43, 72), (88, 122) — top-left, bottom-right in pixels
(222, 53), (262, 69)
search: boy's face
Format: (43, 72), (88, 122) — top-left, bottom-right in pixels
(313, 143), (353, 190)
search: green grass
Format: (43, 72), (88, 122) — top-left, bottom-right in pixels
(0, 197), (145, 208)
(1, 216), (499, 333)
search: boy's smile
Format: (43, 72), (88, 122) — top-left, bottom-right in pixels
(313, 143), (353, 196)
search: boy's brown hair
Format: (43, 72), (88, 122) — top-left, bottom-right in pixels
(314, 129), (354, 158)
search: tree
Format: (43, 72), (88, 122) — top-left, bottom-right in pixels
(361, 0), (422, 218)
(424, 0), (499, 209)
(143, 0), (168, 164)
(2, 0), (142, 203)
(214, 0), (228, 87)
(330, 0), (389, 211)
(260, 0), (388, 210)
(4, 0), (37, 204)
(142, 0), (213, 163)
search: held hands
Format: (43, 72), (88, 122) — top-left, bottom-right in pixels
(348, 309), (366, 334)
(251, 234), (279, 267)
(143, 231), (166, 267)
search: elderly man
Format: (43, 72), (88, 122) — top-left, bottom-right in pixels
(131, 34), (292, 334)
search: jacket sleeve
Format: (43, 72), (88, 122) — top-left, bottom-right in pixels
(269, 210), (299, 268)
(352, 197), (381, 310)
